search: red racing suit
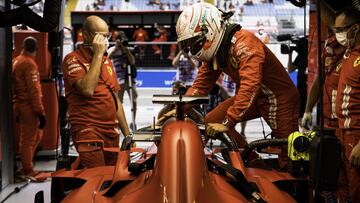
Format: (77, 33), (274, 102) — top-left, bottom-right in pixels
(186, 29), (299, 153)
(12, 53), (45, 174)
(63, 45), (121, 168)
(336, 45), (360, 202)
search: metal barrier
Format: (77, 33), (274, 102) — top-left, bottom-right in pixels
(74, 41), (178, 68)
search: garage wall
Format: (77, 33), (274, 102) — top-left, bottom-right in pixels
(0, 0), (15, 189)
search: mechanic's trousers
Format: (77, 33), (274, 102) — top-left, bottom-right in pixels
(204, 96), (299, 166)
(337, 129), (360, 203)
(16, 106), (43, 173)
(71, 126), (119, 168)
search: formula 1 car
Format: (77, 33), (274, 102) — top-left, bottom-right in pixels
(49, 95), (308, 203)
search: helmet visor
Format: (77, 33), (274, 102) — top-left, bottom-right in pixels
(178, 35), (207, 56)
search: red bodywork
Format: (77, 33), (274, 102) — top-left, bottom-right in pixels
(52, 120), (299, 203)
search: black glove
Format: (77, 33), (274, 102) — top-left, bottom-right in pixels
(38, 115), (46, 129)
(16, 116), (20, 123)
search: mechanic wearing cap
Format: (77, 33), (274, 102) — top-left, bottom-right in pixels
(334, 8), (360, 203)
(161, 3), (299, 167)
(13, 36), (46, 178)
(63, 15), (131, 168)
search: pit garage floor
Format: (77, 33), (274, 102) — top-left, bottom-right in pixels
(0, 88), (279, 203)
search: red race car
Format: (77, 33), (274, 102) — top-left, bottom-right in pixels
(49, 95), (308, 203)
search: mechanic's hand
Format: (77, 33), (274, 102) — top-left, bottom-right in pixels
(350, 142), (360, 167)
(156, 109), (176, 126)
(38, 115), (46, 129)
(126, 132), (137, 147)
(301, 112), (312, 130)
(206, 123), (229, 138)
(92, 34), (108, 56)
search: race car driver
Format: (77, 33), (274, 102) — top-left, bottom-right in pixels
(160, 3), (299, 167)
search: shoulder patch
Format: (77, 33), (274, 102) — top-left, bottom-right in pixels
(106, 65), (113, 76)
(235, 42), (252, 60)
(353, 56), (360, 68)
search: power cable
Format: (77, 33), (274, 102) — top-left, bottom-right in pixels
(0, 179), (31, 203)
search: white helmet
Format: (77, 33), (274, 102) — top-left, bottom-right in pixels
(176, 3), (227, 62)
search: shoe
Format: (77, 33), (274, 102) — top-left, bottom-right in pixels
(19, 169), (47, 182)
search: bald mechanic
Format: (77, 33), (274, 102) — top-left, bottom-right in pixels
(160, 3), (299, 167)
(13, 37), (46, 178)
(63, 15), (131, 168)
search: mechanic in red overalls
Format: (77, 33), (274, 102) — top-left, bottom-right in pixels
(133, 26), (148, 58)
(334, 8), (360, 203)
(13, 36), (46, 178)
(63, 15), (131, 168)
(302, 30), (345, 130)
(152, 23), (168, 55)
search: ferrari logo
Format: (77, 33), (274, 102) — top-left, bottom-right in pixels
(325, 57), (332, 67)
(354, 56), (360, 68)
(106, 66), (113, 76)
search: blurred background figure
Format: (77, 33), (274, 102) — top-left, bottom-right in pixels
(244, 0), (253, 5)
(152, 23), (167, 55)
(133, 25), (148, 60)
(13, 36), (46, 180)
(172, 48), (197, 87)
(76, 28), (84, 47)
(108, 31), (138, 130)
